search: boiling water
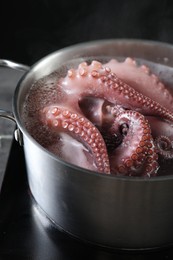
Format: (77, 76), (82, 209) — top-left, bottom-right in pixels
(21, 57), (173, 176)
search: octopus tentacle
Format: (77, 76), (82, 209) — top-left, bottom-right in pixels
(61, 60), (173, 123)
(146, 116), (173, 140)
(146, 116), (173, 159)
(41, 105), (110, 174)
(109, 110), (159, 177)
(104, 58), (173, 112)
(100, 69), (173, 122)
(155, 135), (173, 159)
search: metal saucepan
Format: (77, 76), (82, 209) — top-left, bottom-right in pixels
(1, 39), (173, 250)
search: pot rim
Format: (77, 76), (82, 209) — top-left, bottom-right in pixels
(13, 38), (173, 182)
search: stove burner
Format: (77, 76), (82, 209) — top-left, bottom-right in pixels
(0, 139), (173, 259)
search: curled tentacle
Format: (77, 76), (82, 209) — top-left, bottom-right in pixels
(146, 116), (173, 139)
(109, 110), (159, 177)
(146, 117), (173, 159)
(41, 105), (110, 174)
(155, 135), (173, 159)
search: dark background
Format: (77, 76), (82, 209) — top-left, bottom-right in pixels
(1, 0), (173, 66)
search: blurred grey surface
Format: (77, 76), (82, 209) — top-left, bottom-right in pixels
(0, 68), (24, 190)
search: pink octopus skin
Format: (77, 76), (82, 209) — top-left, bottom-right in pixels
(41, 105), (110, 174)
(60, 61), (173, 123)
(38, 59), (173, 177)
(146, 116), (173, 159)
(104, 58), (173, 113)
(109, 110), (159, 177)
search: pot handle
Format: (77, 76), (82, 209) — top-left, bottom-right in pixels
(0, 59), (30, 72)
(0, 109), (23, 145)
(0, 109), (16, 122)
(0, 59), (30, 145)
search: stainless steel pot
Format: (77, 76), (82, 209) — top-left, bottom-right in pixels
(1, 39), (173, 250)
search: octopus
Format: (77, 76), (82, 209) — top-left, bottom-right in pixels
(25, 57), (173, 177)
